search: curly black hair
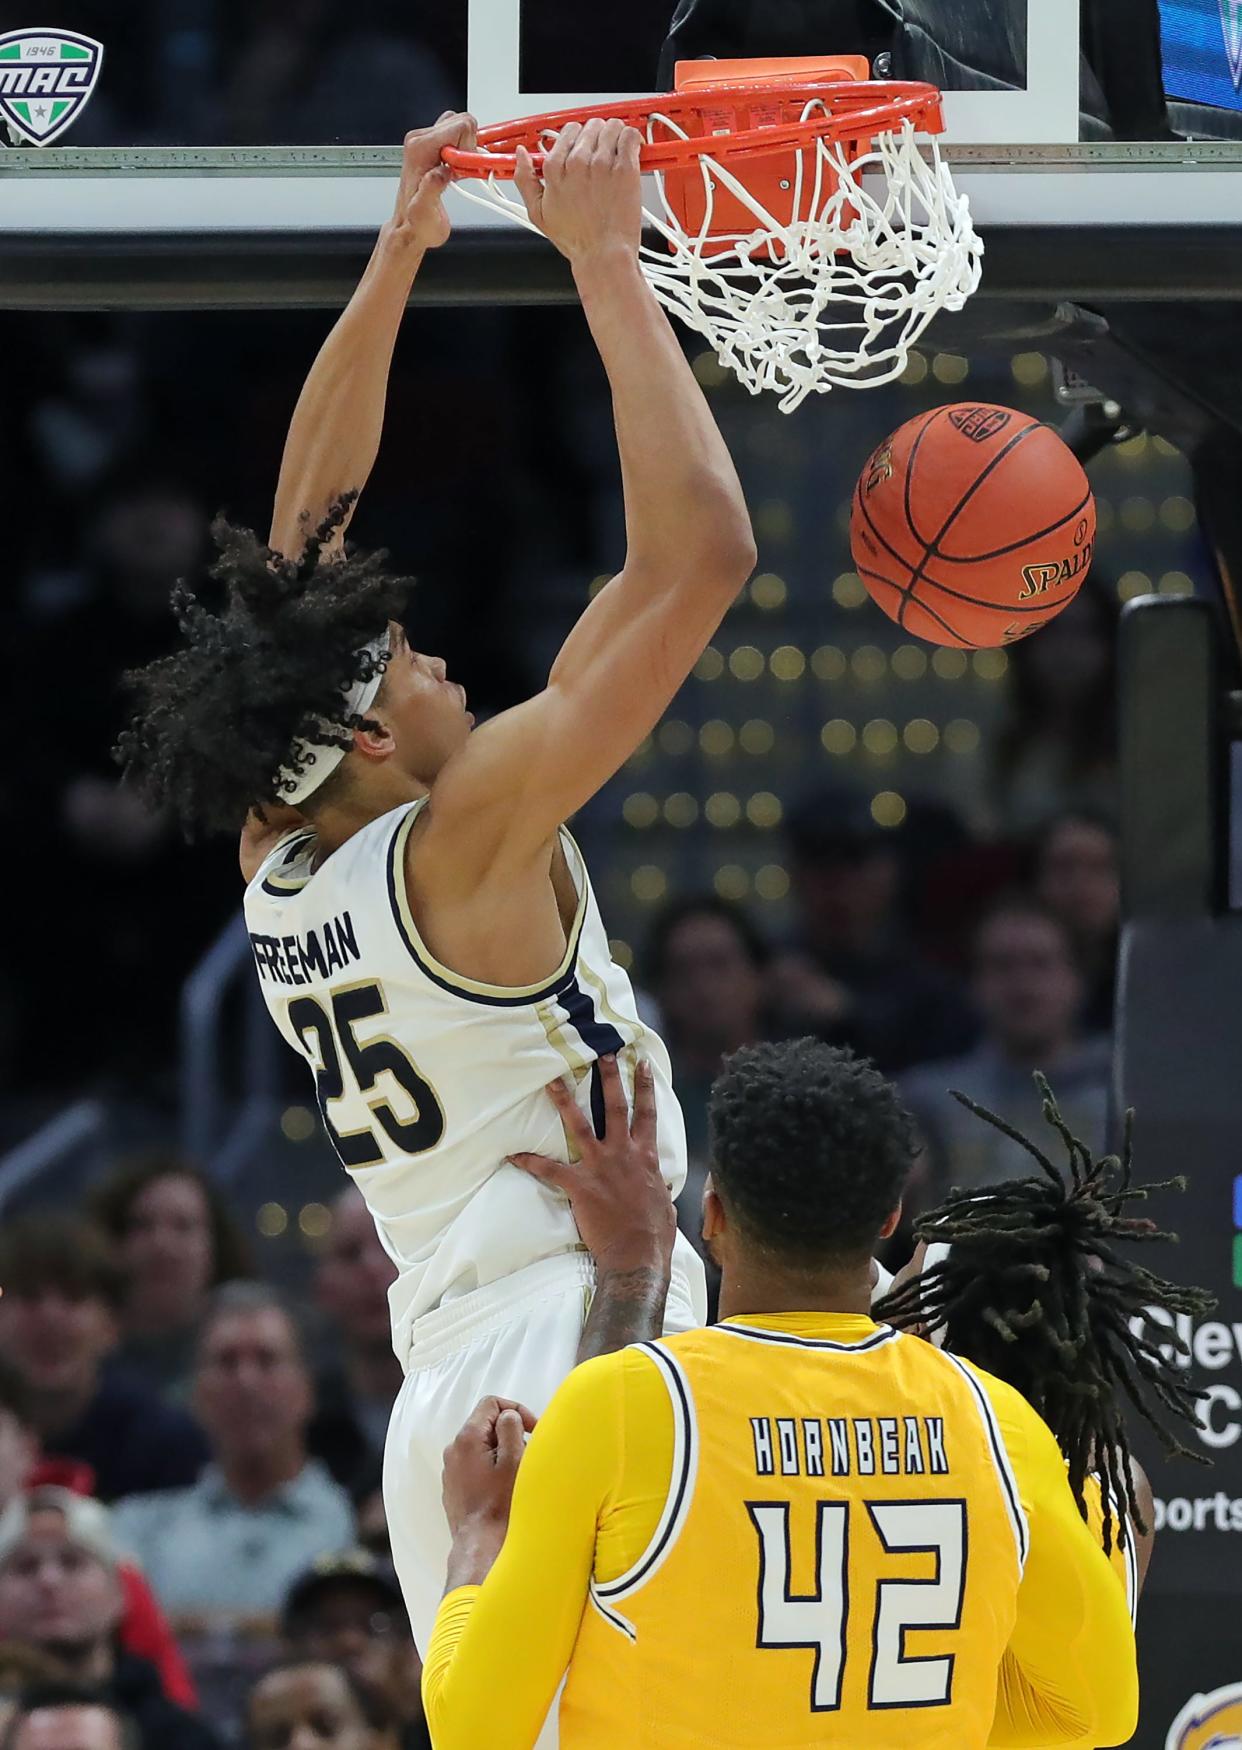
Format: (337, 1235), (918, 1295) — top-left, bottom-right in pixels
(114, 498), (412, 838)
(708, 1039), (915, 1265)
(875, 1076), (1215, 1551)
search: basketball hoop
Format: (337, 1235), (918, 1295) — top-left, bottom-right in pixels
(442, 58), (983, 413)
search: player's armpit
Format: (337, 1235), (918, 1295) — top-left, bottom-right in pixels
(421, 1355), (625, 1749)
(982, 1375), (1138, 1749)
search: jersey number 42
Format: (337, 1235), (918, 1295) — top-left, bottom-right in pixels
(749, 1498), (967, 1711)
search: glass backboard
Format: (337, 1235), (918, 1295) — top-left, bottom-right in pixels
(465, 0), (1242, 228)
(1, 0), (1241, 244)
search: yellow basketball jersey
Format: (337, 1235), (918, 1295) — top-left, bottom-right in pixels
(561, 1320), (1029, 1748)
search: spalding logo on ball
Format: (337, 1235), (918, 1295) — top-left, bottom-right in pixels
(849, 402), (1097, 650)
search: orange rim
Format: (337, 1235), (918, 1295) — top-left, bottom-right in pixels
(441, 81), (946, 181)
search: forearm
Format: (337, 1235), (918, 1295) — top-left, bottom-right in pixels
(577, 1253), (671, 1363)
(268, 225), (424, 557)
(443, 1521), (505, 1593)
(572, 249), (753, 579)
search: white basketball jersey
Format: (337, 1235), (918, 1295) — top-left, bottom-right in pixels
(243, 799), (689, 1356)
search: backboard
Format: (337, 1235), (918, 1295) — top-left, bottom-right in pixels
(464, 0), (1242, 228)
(1, 0), (1241, 258)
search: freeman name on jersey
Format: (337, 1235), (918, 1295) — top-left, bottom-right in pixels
(249, 912), (361, 986)
(751, 1412), (950, 1478)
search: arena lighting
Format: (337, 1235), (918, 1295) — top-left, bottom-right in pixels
(739, 720), (775, 754)
(705, 793), (742, 828)
(812, 647), (848, 680)
(821, 721), (859, 754)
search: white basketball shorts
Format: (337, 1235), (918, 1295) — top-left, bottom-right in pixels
(385, 1235), (708, 1676)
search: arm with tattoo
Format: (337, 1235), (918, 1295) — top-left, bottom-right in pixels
(576, 1256), (670, 1363)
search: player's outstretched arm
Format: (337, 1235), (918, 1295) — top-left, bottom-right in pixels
(425, 120), (755, 869)
(267, 112), (475, 562)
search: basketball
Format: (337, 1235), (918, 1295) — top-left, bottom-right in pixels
(849, 403), (1097, 650)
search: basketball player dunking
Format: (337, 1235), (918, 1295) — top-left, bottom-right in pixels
(118, 111), (755, 1671)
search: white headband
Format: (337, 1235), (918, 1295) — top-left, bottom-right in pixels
(276, 632), (391, 806)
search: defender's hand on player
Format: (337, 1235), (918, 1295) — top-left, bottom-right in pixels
(514, 118), (643, 263)
(442, 1396), (537, 1542)
(508, 1056), (676, 1274)
(390, 111), (477, 251)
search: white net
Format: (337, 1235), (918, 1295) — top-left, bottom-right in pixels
(456, 107), (983, 413)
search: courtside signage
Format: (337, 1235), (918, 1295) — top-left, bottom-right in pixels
(0, 28), (102, 145)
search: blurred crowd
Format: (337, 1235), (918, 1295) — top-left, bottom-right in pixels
(647, 794), (1120, 1298)
(0, 1173), (430, 1749)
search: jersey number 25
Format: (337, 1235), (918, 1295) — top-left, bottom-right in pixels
(289, 982), (445, 1168)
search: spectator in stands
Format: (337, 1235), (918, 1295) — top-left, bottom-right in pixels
(990, 575), (1119, 835)
(0, 1220), (208, 1504)
(112, 1285), (353, 1630)
(1035, 809), (1120, 1033)
(245, 1661), (398, 1750)
(901, 896), (1110, 1202)
(642, 896), (769, 1314)
(9, 471), (237, 1096)
(770, 787), (977, 1073)
(0, 1649), (72, 1741)
(2, 1686), (139, 1750)
(351, 1473), (391, 1561)
(90, 1154), (253, 1405)
(643, 897), (769, 1163)
(281, 1553), (428, 1750)
(309, 1191), (401, 1496)
(0, 1361), (195, 1710)
(0, 1490), (220, 1750)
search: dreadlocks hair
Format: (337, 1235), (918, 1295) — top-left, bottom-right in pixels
(114, 497), (412, 838)
(875, 1075), (1216, 1552)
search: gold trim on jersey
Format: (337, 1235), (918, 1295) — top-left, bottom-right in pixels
(537, 1001), (593, 1076)
(577, 960), (644, 1050)
(260, 829), (317, 895)
(536, 1002), (592, 1161)
(387, 805), (591, 1005)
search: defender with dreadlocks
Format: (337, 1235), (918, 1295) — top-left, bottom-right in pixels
(117, 112), (754, 1680)
(876, 1075), (1214, 1747)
